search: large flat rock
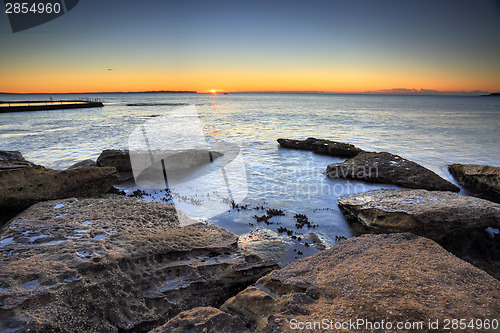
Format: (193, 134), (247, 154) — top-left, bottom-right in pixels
(337, 189), (500, 237)
(0, 198), (277, 332)
(326, 151), (460, 192)
(449, 163), (500, 203)
(0, 161), (119, 226)
(160, 233), (500, 332)
(97, 149), (224, 181)
(277, 138), (363, 158)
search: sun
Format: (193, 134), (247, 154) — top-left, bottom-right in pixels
(209, 89), (218, 94)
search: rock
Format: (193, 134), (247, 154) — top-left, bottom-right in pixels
(0, 160), (35, 171)
(0, 161), (119, 226)
(221, 286), (289, 332)
(0, 198), (278, 332)
(449, 163), (500, 203)
(337, 189), (500, 237)
(150, 307), (248, 333)
(326, 151), (460, 192)
(306, 232), (331, 251)
(217, 233), (500, 332)
(67, 159), (98, 169)
(338, 189), (500, 278)
(97, 149), (224, 182)
(0, 151), (25, 161)
(97, 149), (133, 181)
(277, 138), (363, 158)
(238, 228), (291, 264)
(97, 149), (132, 172)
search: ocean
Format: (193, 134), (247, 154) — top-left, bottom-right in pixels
(1, 93), (499, 264)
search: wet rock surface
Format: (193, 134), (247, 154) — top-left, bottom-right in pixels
(337, 189), (500, 237)
(238, 228), (291, 264)
(97, 149), (132, 172)
(277, 138), (363, 158)
(0, 198), (277, 332)
(162, 233), (500, 332)
(0, 161), (118, 226)
(326, 151), (460, 192)
(449, 163), (500, 203)
(97, 149), (224, 182)
(338, 189), (500, 279)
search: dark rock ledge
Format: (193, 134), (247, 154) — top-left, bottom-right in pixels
(338, 189), (500, 279)
(277, 139), (459, 192)
(0, 153), (118, 226)
(449, 163), (500, 203)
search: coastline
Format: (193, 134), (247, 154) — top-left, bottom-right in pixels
(0, 141), (498, 331)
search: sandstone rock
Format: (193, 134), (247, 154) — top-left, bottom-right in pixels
(0, 198), (277, 332)
(449, 163), (500, 203)
(338, 189), (500, 279)
(277, 138), (363, 158)
(0, 160), (35, 171)
(217, 233), (500, 332)
(97, 149), (133, 181)
(326, 151), (460, 192)
(97, 149), (132, 172)
(0, 161), (118, 226)
(150, 307), (248, 333)
(238, 228), (291, 264)
(67, 159), (98, 169)
(97, 149), (224, 182)
(337, 189), (500, 237)
(0, 151), (25, 161)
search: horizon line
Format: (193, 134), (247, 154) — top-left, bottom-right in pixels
(0, 89), (497, 96)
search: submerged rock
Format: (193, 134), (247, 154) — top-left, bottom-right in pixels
(0, 161), (118, 226)
(238, 228), (290, 264)
(325, 151), (460, 192)
(67, 159), (98, 169)
(0, 198), (277, 332)
(277, 138), (363, 158)
(449, 163), (500, 203)
(174, 233), (499, 332)
(337, 189), (500, 237)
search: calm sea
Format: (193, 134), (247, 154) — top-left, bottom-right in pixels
(1, 93), (499, 264)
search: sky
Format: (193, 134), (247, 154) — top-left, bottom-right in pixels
(0, 0), (499, 93)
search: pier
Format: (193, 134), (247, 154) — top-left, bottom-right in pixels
(0, 99), (104, 113)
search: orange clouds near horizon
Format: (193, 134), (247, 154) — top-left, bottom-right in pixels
(2, 67), (499, 94)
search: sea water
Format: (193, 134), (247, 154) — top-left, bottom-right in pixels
(1, 93), (499, 263)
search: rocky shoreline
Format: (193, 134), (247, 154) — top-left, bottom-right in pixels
(1, 145), (499, 332)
